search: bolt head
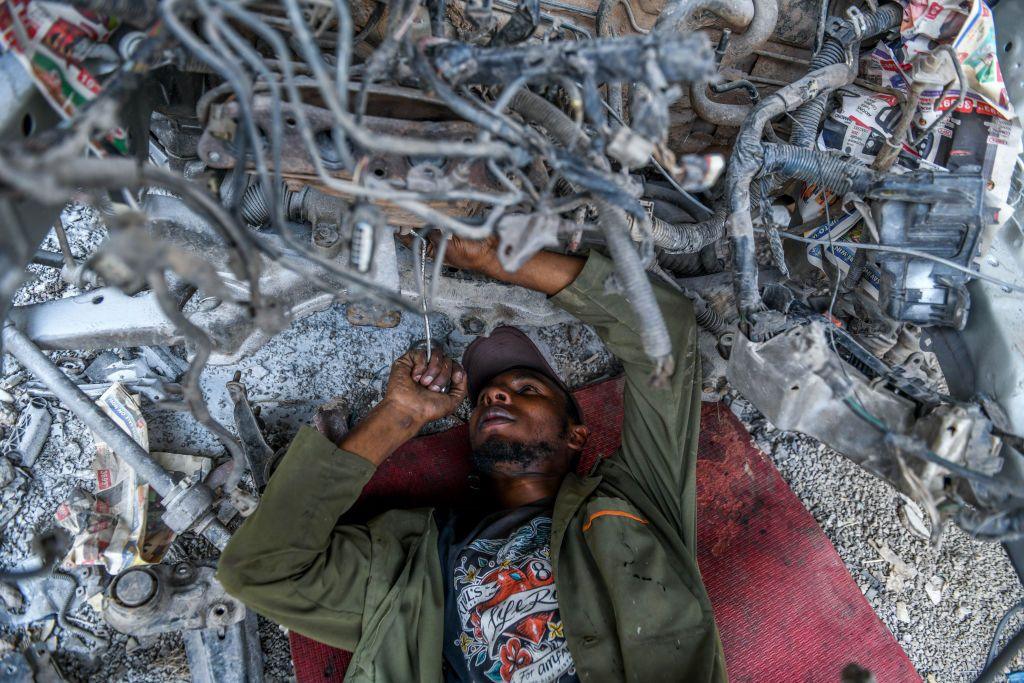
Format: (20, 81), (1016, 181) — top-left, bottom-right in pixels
(313, 224), (340, 247)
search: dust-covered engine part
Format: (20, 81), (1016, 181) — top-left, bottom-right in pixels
(102, 561), (245, 636)
(727, 321), (1007, 542)
(870, 171), (988, 329)
(102, 561), (264, 683)
(1, 0), (1024, 675)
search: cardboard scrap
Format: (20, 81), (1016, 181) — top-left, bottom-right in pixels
(0, 0), (129, 152)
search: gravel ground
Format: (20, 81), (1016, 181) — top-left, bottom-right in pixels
(731, 395), (1024, 681)
(1, 206), (1022, 681)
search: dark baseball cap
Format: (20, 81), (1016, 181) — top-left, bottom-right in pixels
(462, 326), (583, 422)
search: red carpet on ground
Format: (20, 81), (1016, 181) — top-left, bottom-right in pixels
(287, 377), (920, 682)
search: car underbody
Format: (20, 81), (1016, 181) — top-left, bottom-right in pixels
(0, 0), (1022, 679)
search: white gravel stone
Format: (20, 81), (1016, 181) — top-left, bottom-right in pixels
(896, 601), (911, 623)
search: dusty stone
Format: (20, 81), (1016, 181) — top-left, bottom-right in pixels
(896, 602), (911, 623)
(0, 583), (22, 611)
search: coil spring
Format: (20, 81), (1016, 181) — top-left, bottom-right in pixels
(50, 570), (108, 647)
(239, 183), (271, 227)
(695, 301), (726, 335)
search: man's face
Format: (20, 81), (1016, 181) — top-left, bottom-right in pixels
(468, 369), (585, 475)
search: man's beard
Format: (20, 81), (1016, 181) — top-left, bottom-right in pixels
(470, 436), (559, 475)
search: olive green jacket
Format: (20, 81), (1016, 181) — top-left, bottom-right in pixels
(217, 252), (727, 682)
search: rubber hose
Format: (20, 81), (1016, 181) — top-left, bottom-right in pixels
(649, 212), (727, 253)
(717, 0), (778, 63)
(652, 201), (703, 275)
(240, 183), (272, 226)
(862, 3), (904, 36)
(597, 200), (675, 372)
(509, 90), (590, 151)
(651, 199), (692, 224)
(658, 250), (703, 276)
(694, 298), (727, 334)
(644, 182), (696, 220)
(699, 243), (721, 272)
(841, 249), (866, 290)
(655, 0), (755, 34)
(789, 3), (903, 147)
(789, 39), (847, 147)
(973, 625), (1024, 683)
(510, 90), (674, 375)
(760, 143), (877, 194)
(686, 0), (780, 127)
(724, 63), (853, 316)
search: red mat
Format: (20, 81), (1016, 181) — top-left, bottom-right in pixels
(287, 378), (920, 682)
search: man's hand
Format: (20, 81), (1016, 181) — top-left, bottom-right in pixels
(338, 348), (468, 466)
(383, 348), (468, 424)
(430, 230), (586, 297)
(429, 233), (500, 275)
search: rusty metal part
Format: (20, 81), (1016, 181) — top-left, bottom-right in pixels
(871, 51), (952, 172)
(184, 610), (264, 683)
(685, 0), (780, 127)
(198, 97), (499, 227)
(12, 397), (51, 467)
(225, 372), (276, 491)
(715, 0), (778, 64)
(346, 301), (402, 328)
(102, 561), (246, 637)
(768, 0), (818, 47)
(727, 321), (1007, 539)
(0, 646), (64, 682)
(199, 99), (487, 176)
(2, 322), (231, 549)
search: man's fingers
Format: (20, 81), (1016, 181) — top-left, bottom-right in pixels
(419, 351), (446, 387)
(429, 358), (455, 392)
(408, 349), (430, 381)
(447, 361), (469, 401)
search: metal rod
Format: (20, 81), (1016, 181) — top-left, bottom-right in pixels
(52, 217), (77, 271)
(3, 322), (178, 496)
(753, 49), (810, 66)
(2, 322), (231, 550)
(419, 236), (432, 363)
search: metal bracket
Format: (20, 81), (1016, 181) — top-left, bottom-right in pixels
(103, 562), (245, 637)
(184, 610), (264, 683)
(226, 373), (276, 491)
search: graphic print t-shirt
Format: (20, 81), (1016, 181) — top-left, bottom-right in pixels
(438, 500), (580, 683)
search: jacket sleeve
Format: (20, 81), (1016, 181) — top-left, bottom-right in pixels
(215, 425), (378, 650)
(551, 251), (702, 549)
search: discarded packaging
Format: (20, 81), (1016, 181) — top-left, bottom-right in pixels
(54, 384), (211, 573)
